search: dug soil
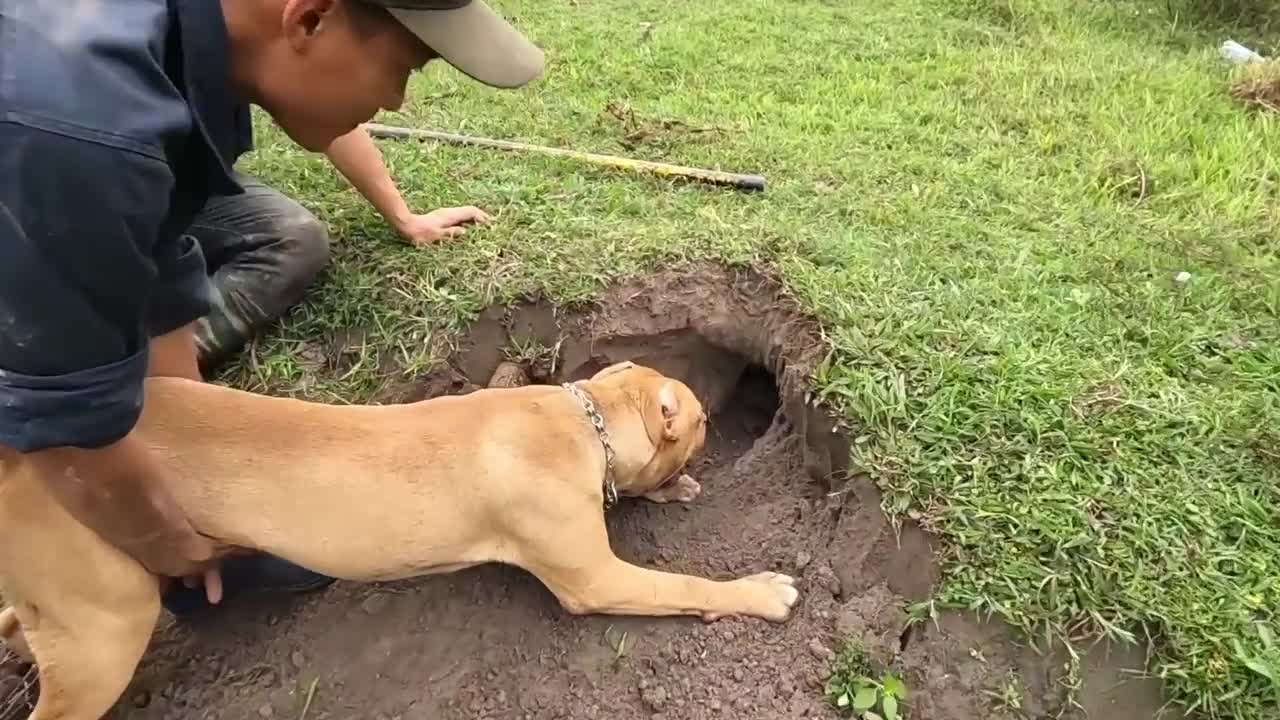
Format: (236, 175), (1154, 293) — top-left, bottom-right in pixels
(5, 265), (1179, 720)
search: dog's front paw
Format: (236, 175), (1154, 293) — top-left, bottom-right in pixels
(667, 474), (701, 503)
(703, 572), (799, 623)
(644, 474), (702, 504)
(743, 572), (800, 622)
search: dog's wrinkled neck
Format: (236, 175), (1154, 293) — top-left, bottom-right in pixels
(578, 383), (667, 497)
(619, 407), (682, 496)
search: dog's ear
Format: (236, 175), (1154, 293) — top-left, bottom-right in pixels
(590, 361), (636, 382)
(658, 381), (680, 441)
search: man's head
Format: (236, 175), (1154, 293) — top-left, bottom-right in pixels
(223, 0), (543, 151)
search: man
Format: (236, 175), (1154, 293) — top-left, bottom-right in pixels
(0, 0), (543, 615)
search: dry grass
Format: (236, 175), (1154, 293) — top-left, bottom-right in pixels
(1231, 60), (1280, 113)
(0, 647), (36, 720)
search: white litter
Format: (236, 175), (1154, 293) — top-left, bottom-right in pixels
(1220, 40), (1266, 65)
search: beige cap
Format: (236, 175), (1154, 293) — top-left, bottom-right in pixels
(365, 0), (544, 89)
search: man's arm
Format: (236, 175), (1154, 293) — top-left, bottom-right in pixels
(0, 123), (217, 581)
(24, 438), (217, 579)
(323, 126), (490, 245)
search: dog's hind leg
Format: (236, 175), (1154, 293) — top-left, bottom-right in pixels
(0, 460), (161, 720)
(13, 589), (159, 720)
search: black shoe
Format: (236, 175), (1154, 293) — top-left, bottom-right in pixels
(161, 554), (336, 617)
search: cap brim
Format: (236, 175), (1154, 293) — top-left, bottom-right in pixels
(388, 1), (544, 89)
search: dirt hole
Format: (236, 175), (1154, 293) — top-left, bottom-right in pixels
(12, 264), (1175, 720)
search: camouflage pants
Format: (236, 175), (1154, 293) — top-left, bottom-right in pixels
(185, 173), (331, 372)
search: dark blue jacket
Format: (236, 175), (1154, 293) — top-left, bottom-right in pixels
(0, 0), (252, 452)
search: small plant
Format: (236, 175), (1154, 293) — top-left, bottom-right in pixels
(981, 671), (1025, 712)
(502, 334), (562, 380)
(603, 625), (633, 671)
(824, 642), (909, 720)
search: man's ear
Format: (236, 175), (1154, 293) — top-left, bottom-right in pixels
(282, 0), (338, 47)
(590, 361), (636, 382)
(658, 382), (679, 442)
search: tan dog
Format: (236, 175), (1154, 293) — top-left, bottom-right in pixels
(0, 361), (799, 720)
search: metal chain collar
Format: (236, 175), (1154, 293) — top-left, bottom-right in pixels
(562, 382), (619, 509)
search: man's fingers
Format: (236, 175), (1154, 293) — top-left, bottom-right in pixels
(427, 227), (464, 244)
(444, 206), (488, 225)
(204, 568), (223, 605)
(411, 227), (463, 247)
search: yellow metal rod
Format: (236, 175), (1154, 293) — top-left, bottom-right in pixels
(363, 122), (766, 193)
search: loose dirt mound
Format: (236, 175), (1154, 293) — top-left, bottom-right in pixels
(7, 265), (1174, 720)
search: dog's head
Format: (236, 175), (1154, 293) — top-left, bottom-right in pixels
(584, 361), (708, 496)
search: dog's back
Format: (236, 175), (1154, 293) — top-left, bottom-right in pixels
(136, 377), (602, 581)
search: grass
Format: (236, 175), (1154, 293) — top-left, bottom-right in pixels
(227, 0), (1279, 717)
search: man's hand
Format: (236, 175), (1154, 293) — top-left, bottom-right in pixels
(394, 206), (491, 246)
(28, 433), (226, 600)
(324, 128), (492, 247)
